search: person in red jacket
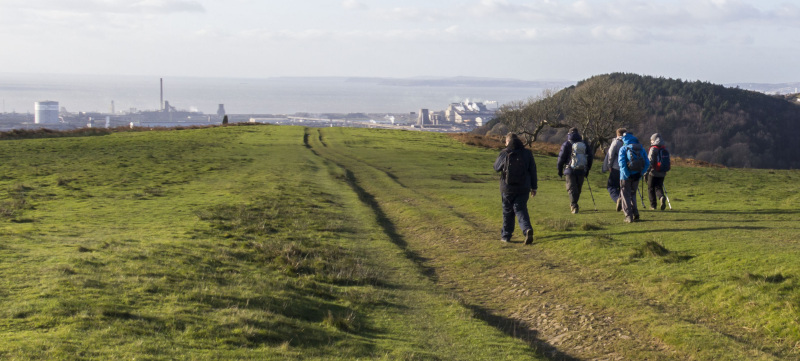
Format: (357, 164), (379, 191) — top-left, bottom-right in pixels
(646, 133), (670, 210)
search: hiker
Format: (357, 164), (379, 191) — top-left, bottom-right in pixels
(494, 133), (538, 245)
(646, 133), (670, 210)
(556, 128), (593, 214)
(618, 132), (650, 223)
(602, 128), (627, 211)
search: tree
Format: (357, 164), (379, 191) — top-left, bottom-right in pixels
(495, 89), (570, 146)
(568, 76), (644, 154)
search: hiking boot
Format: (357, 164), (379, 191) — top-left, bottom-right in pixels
(624, 216), (633, 223)
(660, 196), (667, 210)
(633, 214), (640, 221)
(616, 198), (622, 212)
(571, 204), (579, 214)
(501, 237), (510, 243)
(649, 206), (656, 210)
(524, 229), (534, 245)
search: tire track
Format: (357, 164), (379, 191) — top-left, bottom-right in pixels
(303, 128), (778, 360)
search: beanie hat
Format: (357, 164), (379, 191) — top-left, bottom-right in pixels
(651, 133), (662, 146)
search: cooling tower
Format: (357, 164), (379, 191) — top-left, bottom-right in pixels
(35, 101), (59, 124)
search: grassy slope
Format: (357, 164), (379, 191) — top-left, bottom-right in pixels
(0, 126), (538, 360)
(308, 127), (800, 360)
(1, 125), (799, 360)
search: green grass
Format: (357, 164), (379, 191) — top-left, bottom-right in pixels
(306, 127), (800, 360)
(1, 125), (799, 360)
(0, 126), (538, 360)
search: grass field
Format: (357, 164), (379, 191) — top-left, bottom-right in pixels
(1, 125), (798, 360)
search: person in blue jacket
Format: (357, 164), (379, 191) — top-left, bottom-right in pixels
(618, 132), (650, 223)
(602, 128), (627, 211)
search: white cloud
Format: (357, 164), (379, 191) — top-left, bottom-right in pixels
(487, 28), (539, 41)
(590, 25), (649, 43)
(371, 6), (446, 22)
(342, 0), (368, 10)
(468, 0), (800, 28)
(238, 28), (334, 41)
(1, 0), (205, 15)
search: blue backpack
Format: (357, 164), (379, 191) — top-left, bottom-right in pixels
(626, 143), (645, 172)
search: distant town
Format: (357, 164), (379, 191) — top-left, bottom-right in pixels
(0, 98), (498, 133)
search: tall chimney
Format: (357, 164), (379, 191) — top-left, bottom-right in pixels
(160, 78), (164, 111)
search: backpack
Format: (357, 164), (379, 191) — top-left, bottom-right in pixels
(568, 141), (588, 171)
(503, 150), (527, 185)
(626, 143), (645, 172)
(653, 146), (671, 172)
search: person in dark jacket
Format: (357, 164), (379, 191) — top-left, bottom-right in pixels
(556, 128), (593, 214)
(646, 133), (669, 210)
(618, 132), (650, 223)
(493, 133), (538, 244)
(602, 128), (626, 211)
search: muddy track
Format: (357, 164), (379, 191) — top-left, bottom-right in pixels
(302, 128), (776, 360)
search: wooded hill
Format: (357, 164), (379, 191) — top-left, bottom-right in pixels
(486, 73), (800, 169)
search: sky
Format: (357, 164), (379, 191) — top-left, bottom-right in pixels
(0, 0), (798, 84)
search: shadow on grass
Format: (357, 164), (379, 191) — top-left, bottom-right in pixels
(465, 304), (582, 361)
(315, 144), (441, 281)
(669, 209), (800, 215)
(184, 290), (386, 352)
(614, 225), (767, 236)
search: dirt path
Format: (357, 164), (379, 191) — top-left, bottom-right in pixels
(305, 128), (778, 360)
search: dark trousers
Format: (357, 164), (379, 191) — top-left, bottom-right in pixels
(565, 173), (585, 207)
(647, 175), (665, 208)
(501, 192), (532, 239)
(620, 174), (641, 218)
(607, 168), (621, 203)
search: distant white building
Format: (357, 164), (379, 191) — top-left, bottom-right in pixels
(446, 99), (496, 125)
(35, 101), (60, 124)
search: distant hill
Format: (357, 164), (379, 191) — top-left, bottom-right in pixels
(725, 82), (800, 95)
(344, 76), (575, 89)
(519, 73), (800, 169)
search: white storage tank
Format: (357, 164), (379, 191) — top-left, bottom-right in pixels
(35, 101), (59, 124)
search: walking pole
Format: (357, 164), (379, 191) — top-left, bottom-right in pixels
(586, 176), (598, 212)
(663, 184), (673, 210)
(639, 174), (646, 209)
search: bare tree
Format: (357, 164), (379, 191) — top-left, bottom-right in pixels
(496, 89), (570, 146)
(568, 77), (644, 154)
(530, 89), (571, 141)
(495, 99), (528, 140)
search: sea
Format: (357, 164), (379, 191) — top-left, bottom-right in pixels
(0, 73), (570, 115)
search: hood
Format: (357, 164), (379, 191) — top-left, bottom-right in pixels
(567, 131), (583, 143)
(506, 137), (525, 152)
(622, 133), (640, 146)
(650, 133), (663, 146)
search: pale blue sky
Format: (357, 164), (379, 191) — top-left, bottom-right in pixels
(1, 0), (798, 83)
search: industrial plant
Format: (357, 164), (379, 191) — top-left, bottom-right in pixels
(0, 78), (497, 133)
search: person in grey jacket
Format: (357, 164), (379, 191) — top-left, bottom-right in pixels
(602, 128), (627, 211)
(646, 133), (669, 210)
(556, 128), (593, 214)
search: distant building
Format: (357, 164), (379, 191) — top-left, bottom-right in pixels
(446, 100), (495, 126)
(35, 101), (59, 124)
(418, 109), (430, 126)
